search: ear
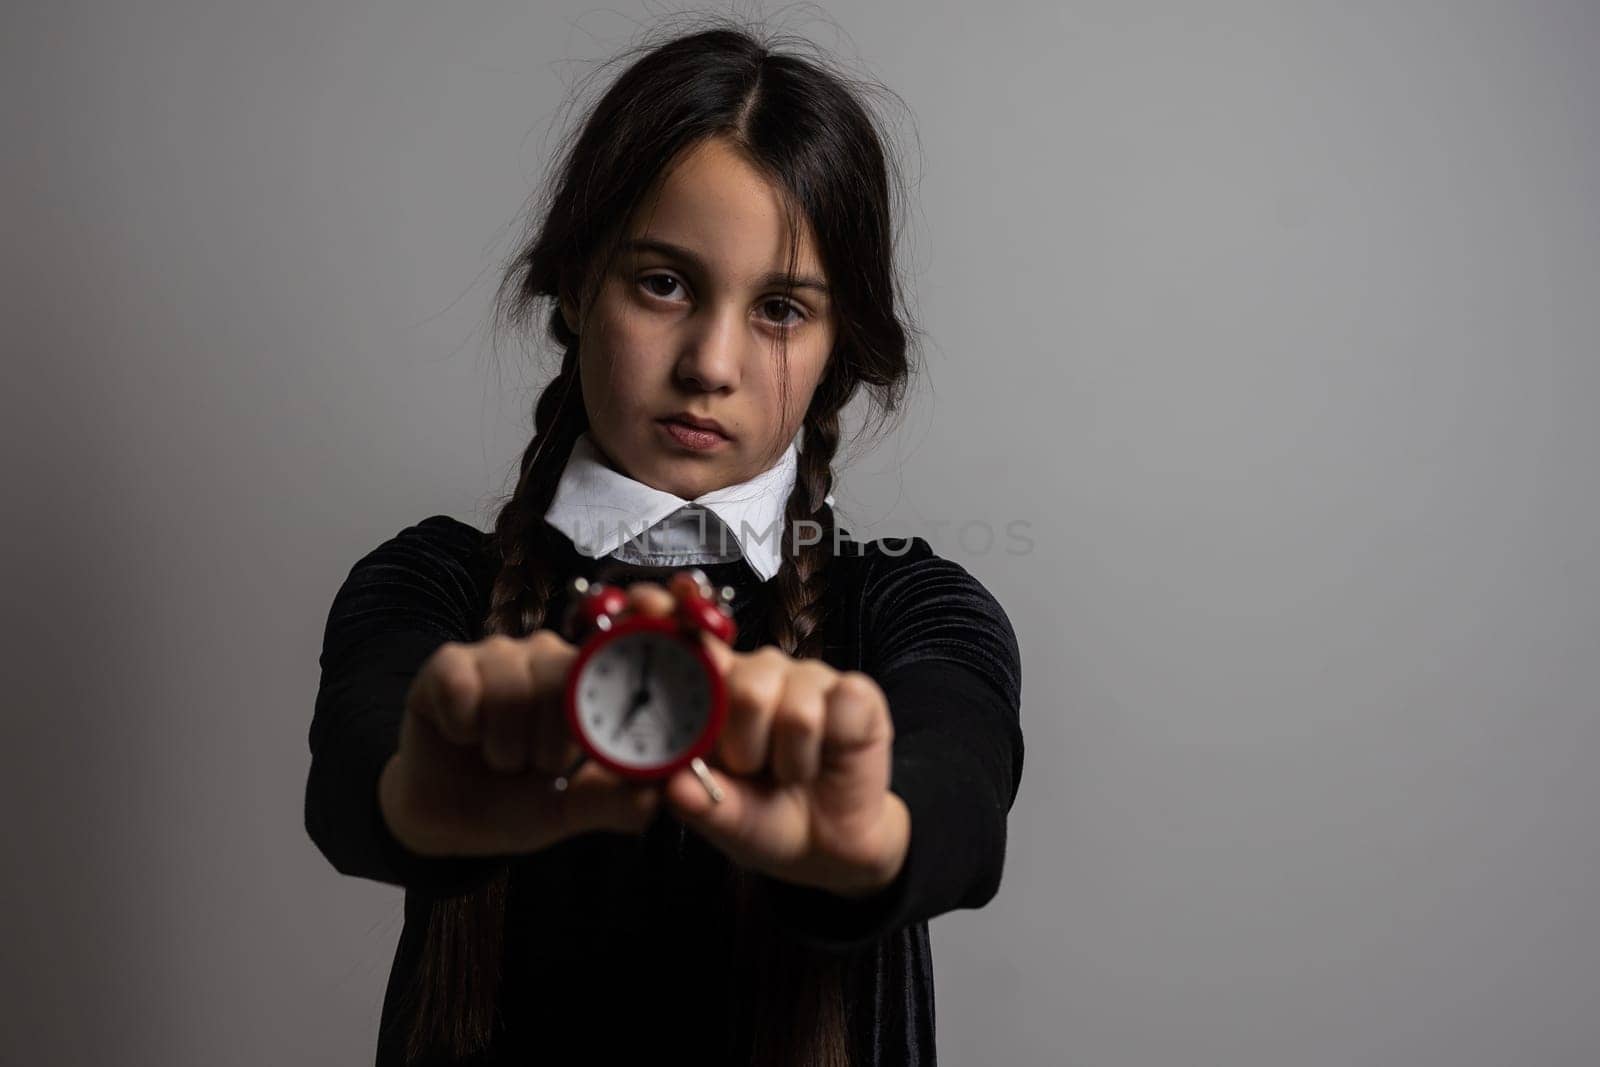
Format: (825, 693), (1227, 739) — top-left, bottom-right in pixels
(556, 270), (584, 335)
(559, 291), (580, 335)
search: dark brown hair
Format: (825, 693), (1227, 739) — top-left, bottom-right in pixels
(399, 17), (920, 1064)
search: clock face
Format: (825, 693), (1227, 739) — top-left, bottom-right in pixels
(569, 626), (716, 772)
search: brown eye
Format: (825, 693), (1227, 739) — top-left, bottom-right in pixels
(761, 298), (805, 328)
(640, 273), (684, 299)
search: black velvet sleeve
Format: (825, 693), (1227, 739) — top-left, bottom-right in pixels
(765, 537), (1026, 950)
(304, 515), (509, 898)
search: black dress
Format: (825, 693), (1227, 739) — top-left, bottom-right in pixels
(305, 511), (1024, 1065)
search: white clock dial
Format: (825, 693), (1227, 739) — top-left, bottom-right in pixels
(573, 629), (712, 769)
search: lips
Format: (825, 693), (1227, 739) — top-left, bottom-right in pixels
(660, 412), (730, 440)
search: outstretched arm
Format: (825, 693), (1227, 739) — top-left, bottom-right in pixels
(764, 538), (1025, 950)
(304, 517), (507, 898)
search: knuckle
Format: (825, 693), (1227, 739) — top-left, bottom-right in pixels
(773, 694), (823, 734)
(527, 628), (566, 654)
(729, 665), (783, 710)
(482, 633), (520, 658)
(754, 646), (789, 669)
(799, 657), (837, 681)
(430, 640), (472, 676)
(834, 671), (881, 706)
(430, 654), (478, 713)
(436, 662), (474, 707)
(526, 630), (575, 685)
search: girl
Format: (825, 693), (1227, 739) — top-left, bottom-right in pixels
(306, 21), (1023, 1067)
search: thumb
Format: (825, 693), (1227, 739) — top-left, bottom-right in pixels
(663, 761), (750, 850)
(661, 762), (808, 870)
(698, 629), (736, 678)
(556, 761), (664, 836)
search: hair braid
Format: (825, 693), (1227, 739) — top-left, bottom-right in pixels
(768, 407), (841, 656)
(727, 405), (854, 1067)
(484, 352), (588, 639)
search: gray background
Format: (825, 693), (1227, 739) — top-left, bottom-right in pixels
(4, 2), (1597, 1064)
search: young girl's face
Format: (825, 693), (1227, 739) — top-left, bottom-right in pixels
(566, 135), (837, 500)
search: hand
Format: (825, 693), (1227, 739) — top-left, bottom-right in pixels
(378, 587), (673, 859)
(626, 583), (912, 899)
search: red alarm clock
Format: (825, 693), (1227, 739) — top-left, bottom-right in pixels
(559, 569), (737, 803)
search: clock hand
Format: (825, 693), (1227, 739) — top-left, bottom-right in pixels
(613, 643), (657, 740)
(632, 642), (655, 703)
(613, 687), (650, 740)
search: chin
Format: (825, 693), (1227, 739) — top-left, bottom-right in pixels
(619, 451), (698, 495)
(603, 431), (736, 496)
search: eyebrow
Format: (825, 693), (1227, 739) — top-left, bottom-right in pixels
(621, 237), (831, 296)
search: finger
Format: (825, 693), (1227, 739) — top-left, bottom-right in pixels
(697, 626), (736, 677)
(822, 671), (891, 755)
(769, 661), (834, 786)
(548, 760), (663, 837)
(717, 645), (788, 777)
(623, 581), (675, 618)
(469, 759), (662, 851)
(525, 629), (581, 775)
(412, 642), (481, 746)
(664, 763), (807, 869)
(477, 636), (534, 774)
(816, 672), (893, 811)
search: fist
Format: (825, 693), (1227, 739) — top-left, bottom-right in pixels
(623, 582), (912, 898)
(377, 586), (683, 860)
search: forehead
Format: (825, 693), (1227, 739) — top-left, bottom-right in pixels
(628, 137), (826, 282)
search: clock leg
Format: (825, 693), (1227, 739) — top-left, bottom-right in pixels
(548, 750), (590, 793)
(689, 757), (724, 804)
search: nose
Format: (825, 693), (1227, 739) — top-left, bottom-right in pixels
(672, 307), (743, 393)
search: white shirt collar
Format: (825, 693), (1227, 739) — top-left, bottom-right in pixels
(544, 431), (833, 583)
